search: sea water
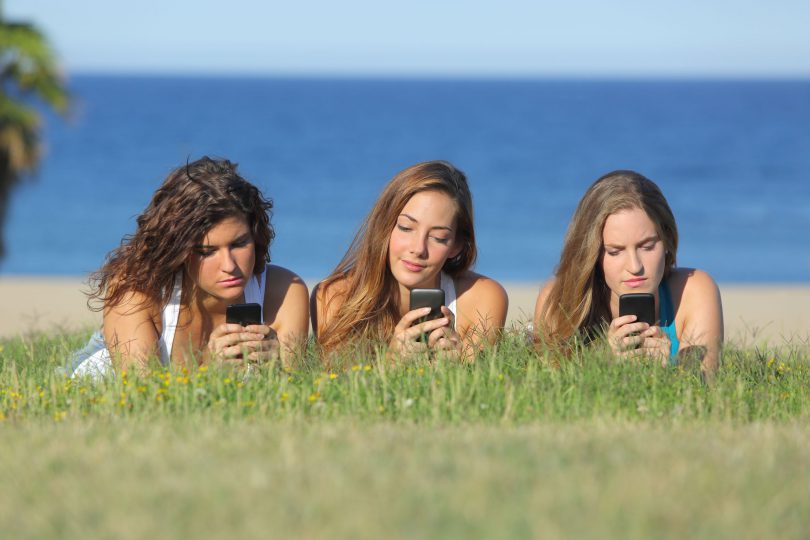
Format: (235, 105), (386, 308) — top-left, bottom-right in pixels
(4, 76), (809, 282)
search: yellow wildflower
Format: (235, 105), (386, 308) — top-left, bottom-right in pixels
(329, 373), (338, 380)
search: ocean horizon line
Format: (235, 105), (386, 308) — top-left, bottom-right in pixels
(63, 70), (810, 84)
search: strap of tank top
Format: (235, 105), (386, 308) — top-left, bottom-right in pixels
(440, 271), (457, 325)
(658, 280), (679, 362)
(159, 272), (183, 366)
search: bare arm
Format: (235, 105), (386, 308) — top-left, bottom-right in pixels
(310, 278), (348, 340)
(677, 269), (724, 379)
(532, 280), (555, 335)
(456, 275), (509, 354)
(263, 265), (310, 363)
(102, 291), (160, 374)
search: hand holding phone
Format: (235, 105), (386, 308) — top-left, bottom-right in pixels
(609, 293), (657, 355)
(409, 288), (445, 325)
(207, 303), (277, 366)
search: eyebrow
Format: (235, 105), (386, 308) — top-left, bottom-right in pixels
(195, 233), (252, 248)
(399, 213), (454, 232)
(604, 235), (659, 248)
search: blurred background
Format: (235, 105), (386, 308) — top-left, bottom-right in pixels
(3, 0), (809, 282)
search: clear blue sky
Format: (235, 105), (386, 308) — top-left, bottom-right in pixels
(7, 0), (810, 77)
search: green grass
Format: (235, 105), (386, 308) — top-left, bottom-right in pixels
(1, 329), (809, 538)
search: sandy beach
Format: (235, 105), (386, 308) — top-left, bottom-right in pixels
(0, 277), (807, 345)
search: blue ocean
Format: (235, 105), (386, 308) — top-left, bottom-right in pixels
(3, 76), (810, 282)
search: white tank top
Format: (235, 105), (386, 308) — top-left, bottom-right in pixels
(440, 271), (458, 324)
(70, 267), (268, 378)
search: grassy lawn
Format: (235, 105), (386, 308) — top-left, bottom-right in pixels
(1, 330), (809, 538)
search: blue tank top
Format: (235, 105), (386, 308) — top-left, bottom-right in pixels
(658, 281), (679, 364)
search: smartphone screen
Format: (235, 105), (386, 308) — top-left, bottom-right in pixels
(226, 303), (262, 326)
(618, 293), (656, 326)
(409, 288), (445, 325)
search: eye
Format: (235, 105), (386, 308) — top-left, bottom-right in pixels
(397, 224), (412, 233)
(195, 248), (215, 258)
(430, 236), (450, 245)
(641, 242), (657, 251)
(605, 248), (621, 257)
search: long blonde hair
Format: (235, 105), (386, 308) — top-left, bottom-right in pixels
(540, 170), (678, 344)
(318, 161), (476, 353)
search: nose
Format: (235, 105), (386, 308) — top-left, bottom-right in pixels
(409, 233), (428, 258)
(627, 249), (644, 275)
(219, 249), (238, 272)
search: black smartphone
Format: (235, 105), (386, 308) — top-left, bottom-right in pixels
(226, 303), (262, 326)
(410, 288), (445, 325)
(619, 293), (656, 326)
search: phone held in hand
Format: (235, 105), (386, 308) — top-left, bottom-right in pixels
(409, 288), (445, 342)
(619, 293), (656, 326)
(226, 303), (262, 326)
(409, 288), (445, 325)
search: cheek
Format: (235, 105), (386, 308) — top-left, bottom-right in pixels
(600, 255), (623, 284)
(388, 229), (405, 256)
(645, 249), (666, 276)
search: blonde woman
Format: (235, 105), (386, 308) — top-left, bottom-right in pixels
(312, 161), (508, 360)
(534, 170), (723, 376)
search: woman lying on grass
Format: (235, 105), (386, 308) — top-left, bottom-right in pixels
(312, 161), (508, 362)
(71, 157), (309, 377)
(534, 170), (723, 377)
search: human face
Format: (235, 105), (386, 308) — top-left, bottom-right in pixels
(601, 207), (666, 305)
(388, 190), (463, 290)
(186, 216), (256, 304)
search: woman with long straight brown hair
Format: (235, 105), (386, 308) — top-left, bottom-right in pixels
(534, 170), (723, 376)
(70, 157), (309, 377)
(312, 160), (508, 360)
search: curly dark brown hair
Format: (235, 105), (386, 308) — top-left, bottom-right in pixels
(89, 156), (274, 311)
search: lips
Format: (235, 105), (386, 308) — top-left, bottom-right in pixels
(218, 277), (244, 287)
(623, 278), (647, 289)
(401, 260), (426, 272)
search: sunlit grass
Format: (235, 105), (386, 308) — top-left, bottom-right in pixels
(1, 329), (809, 538)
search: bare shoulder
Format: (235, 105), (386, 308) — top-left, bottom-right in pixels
(263, 264), (309, 312)
(669, 267), (720, 301)
(312, 274), (350, 306)
(264, 264), (307, 291)
(455, 271), (508, 304)
(103, 289), (158, 320)
(535, 278), (556, 308)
